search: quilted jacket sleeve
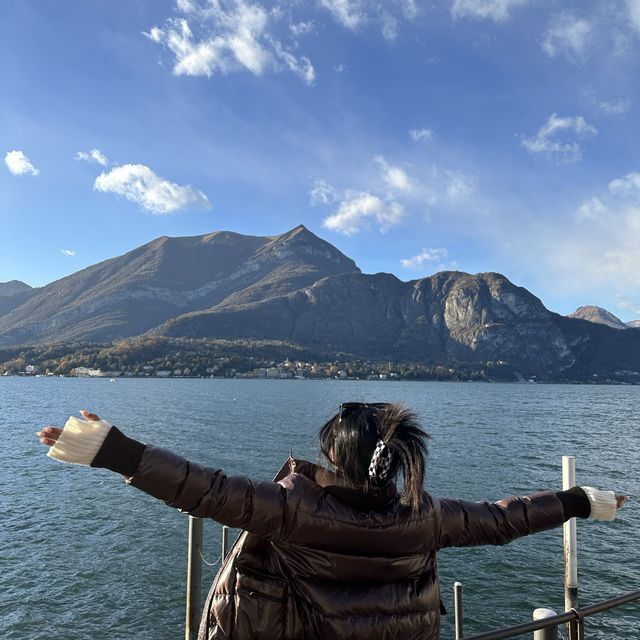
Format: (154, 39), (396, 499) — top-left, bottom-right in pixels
(128, 445), (291, 541)
(434, 491), (565, 549)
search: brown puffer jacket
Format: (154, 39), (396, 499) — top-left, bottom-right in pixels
(129, 446), (566, 640)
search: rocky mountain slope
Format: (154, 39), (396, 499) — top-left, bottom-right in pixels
(3, 225), (640, 379)
(568, 305), (629, 330)
(153, 270), (575, 375)
(0, 226), (358, 345)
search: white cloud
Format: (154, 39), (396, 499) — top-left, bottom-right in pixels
(309, 179), (340, 205)
(576, 196), (606, 222)
(146, 0), (314, 84)
(333, 63), (348, 73)
(451, 0), (529, 22)
(4, 150), (39, 176)
(319, 0), (365, 30)
(409, 128), (433, 142)
(75, 148), (109, 166)
(597, 97), (632, 115)
(94, 163), (210, 214)
(609, 171), (640, 196)
(322, 192), (403, 235)
(401, 248), (448, 268)
(628, 0), (640, 34)
(520, 113), (597, 163)
(541, 14), (592, 62)
(60, 249), (76, 257)
(290, 20), (314, 37)
(445, 171), (476, 202)
(585, 90), (632, 116)
(374, 155), (410, 192)
(544, 170), (640, 295)
(319, 0), (420, 38)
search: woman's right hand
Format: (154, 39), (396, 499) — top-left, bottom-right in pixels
(36, 426), (63, 447)
(36, 410), (102, 447)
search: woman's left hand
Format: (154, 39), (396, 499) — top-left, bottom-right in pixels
(616, 494), (629, 509)
(36, 409), (102, 447)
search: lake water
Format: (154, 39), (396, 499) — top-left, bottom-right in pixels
(2, 378), (639, 639)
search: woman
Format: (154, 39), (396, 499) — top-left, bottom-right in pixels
(37, 403), (626, 640)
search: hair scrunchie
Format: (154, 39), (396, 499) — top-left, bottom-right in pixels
(368, 439), (392, 483)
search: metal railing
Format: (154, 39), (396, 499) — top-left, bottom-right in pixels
(459, 589), (640, 640)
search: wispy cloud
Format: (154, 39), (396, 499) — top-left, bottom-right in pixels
(309, 179), (340, 205)
(60, 249), (76, 257)
(319, 0), (365, 30)
(94, 164), (211, 214)
(628, 0), (640, 34)
(409, 128), (433, 142)
(401, 248), (449, 269)
(374, 155), (410, 192)
(312, 153), (482, 235)
(585, 90), (632, 116)
(520, 113), (597, 163)
(4, 150), (40, 176)
(451, 0), (529, 23)
(146, 0), (315, 85)
(322, 192), (404, 235)
(75, 149), (109, 166)
(319, 0), (420, 39)
(541, 14), (592, 62)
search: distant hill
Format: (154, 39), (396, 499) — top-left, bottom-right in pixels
(2, 225), (640, 380)
(627, 320), (640, 329)
(568, 306), (629, 330)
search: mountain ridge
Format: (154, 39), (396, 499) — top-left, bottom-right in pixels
(2, 225), (640, 380)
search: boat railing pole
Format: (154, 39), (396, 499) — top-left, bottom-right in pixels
(222, 525), (229, 560)
(185, 516), (204, 640)
(454, 581), (464, 640)
(562, 456), (579, 639)
(533, 608), (558, 640)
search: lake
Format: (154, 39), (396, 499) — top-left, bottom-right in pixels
(2, 377), (639, 639)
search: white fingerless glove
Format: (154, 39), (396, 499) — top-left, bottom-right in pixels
(581, 486), (617, 521)
(48, 415), (112, 465)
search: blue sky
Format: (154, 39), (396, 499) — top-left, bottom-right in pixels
(2, 0), (640, 319)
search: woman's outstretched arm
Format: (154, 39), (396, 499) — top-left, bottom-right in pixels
(434, 486), (626, 549)
(37, 412), (292, 541)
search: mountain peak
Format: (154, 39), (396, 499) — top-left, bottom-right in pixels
(568, 305), (628, 330)
(0, 280), (33, 297)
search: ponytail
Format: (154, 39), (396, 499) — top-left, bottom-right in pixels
(319, 402), (430, 513)
(377, 404), (429, 511)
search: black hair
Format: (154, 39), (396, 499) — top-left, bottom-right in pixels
(319, 402), (430, 512)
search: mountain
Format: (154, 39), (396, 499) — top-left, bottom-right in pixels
(0, 225), (358, 345)
(568, 306), (629, 330)
(627, 320), (640, 329)
(3, 225), (640, 380)
(0, 280), (32, 297)
(152, 270), (575, 374)
(0, 280), (35, 317)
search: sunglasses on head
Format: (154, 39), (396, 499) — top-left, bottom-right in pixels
(338, 402), (389, 424)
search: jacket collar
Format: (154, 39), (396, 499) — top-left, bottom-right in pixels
(273, 457), (398, 511)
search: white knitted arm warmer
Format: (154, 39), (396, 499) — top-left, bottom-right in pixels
(581, 486), (617, 521)
(47, 415), (112, 465)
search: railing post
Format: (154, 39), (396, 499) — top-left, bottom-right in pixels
(533, 608), (558, 640)
(454, 581), (464, 640)
(222, 525), (229, 560)
(185, 516), (204, 640)
(562, 456), (578, 614)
